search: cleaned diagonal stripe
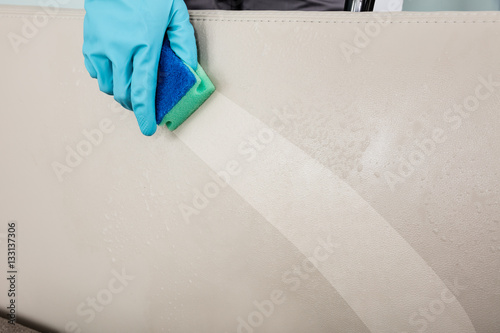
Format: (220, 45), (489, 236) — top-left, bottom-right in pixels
(176, 92), (476, 333)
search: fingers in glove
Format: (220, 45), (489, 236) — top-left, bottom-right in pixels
(83, 54), (98, 79)
(130, 47), (158, 136)
(112, 61), (133, 111)
(93, 56), (114, 95)
(167, 0), (198, 70)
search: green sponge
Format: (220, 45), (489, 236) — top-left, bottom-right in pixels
(158, 64), (215, 131)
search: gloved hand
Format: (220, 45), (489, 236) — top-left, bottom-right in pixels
(83, 0), (198, 136)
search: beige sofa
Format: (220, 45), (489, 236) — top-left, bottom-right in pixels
(0, 6), (499, 333)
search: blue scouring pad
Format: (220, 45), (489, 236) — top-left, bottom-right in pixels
(155, 39), (215, 131)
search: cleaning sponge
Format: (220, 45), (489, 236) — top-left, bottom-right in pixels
(155, 39), (215, 131)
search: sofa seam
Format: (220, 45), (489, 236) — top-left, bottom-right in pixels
(191, 18), (500, 23)
(0, 14), (499, 24)
(0, 14), (83, 20)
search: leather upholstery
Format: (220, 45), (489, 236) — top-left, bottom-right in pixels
(0, 6), (499, 333)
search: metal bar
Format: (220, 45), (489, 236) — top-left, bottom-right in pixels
(362, 0), (376, 11)
(344, 0), (376, 12)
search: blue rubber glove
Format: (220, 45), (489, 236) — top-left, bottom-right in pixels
(83, 0), (198, 136)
